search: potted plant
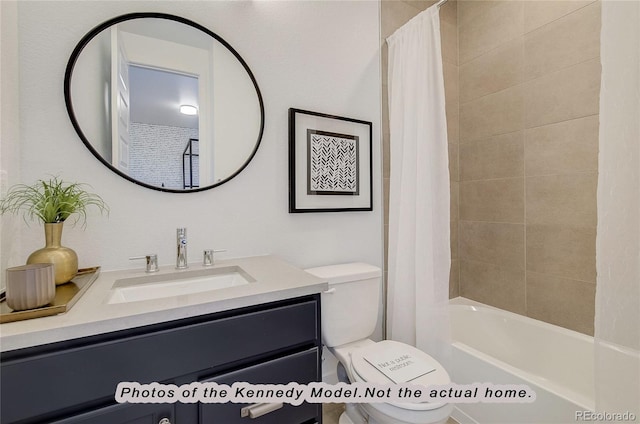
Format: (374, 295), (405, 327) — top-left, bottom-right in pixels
(0, 176), (108, 284)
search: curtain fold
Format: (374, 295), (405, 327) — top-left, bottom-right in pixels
(386, 5), (451, 363)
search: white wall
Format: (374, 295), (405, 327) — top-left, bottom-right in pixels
(596, 0), (640, 353)
(71, 29), (112, 161)
(8, 1), (382, 286)
(596, 0), (640, 416)
(212, 39), (261, 183)
(0, 0), (21, 289)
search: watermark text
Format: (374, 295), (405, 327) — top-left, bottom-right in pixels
(115, 382), (536, 405)
(576, 410), (637, 422)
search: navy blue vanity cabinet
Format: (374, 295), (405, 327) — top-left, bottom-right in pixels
(0, 294), (323, 424)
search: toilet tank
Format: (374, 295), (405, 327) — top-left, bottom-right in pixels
(305, 263), (381, 348)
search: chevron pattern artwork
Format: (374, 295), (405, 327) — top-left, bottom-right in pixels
(307, 129), (359, 195)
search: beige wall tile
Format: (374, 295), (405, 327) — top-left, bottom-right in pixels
(459, 221), (525, 268)
(384, 177), (390, 224)
(448, 142), (459, 182)
(383, 124), (390, 176)
(526, 224), (596, 282)
(444, 61), (460, 144)
(460, 131), (524, 180)
(459, 1), (524, 64)
(381, 0), (424, 39)
(384, 224), (389, 271)
(460, 38), (524, 103)
(524, 58), (601, 128)
(403, 0), (435, 12)
(447, 99), (460, 143)
(459, 0), (501, 29)
(381, 44), (389, 91)
(460, 259), (526, 313)
(453, 0), (600, 336)
(451, 181), (459, 223)
(524, 2), (600, 80)
(442, 19), (459, 65)
(526, 173), (598, 227)
(450, 258), (460, 299)
(440, 0), (457, 25)
(524, 0), (596, 33)
(451, 219), (459, 260)
(460, 178), (524, 223)
(526, 271), (596, 335)
(460, 85), (523, 141)
(525, 115), (599, 176)
(443, 61), (459, 109)
(382, 88), (391, 179)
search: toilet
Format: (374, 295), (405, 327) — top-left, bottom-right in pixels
(305, 263), (453, 424)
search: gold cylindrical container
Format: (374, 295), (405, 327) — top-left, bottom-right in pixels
(27, 222), (78, 285)
(6, 263), (56, 311)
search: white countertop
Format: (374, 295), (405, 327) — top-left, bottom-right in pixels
(0, 255), (327, 352)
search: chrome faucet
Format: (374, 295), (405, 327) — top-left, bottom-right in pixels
(129, 254), (159, 273)
(203, 249), (227, 266)
(176, 228), (188, 269)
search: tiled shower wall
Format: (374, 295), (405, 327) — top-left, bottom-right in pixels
(381, 1), (600, 336)
(457, 1), (600, 335)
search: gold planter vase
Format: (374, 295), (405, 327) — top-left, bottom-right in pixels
(27, 223), (78, 285)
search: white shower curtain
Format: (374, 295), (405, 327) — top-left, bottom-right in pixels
(386, 6), (451, 362)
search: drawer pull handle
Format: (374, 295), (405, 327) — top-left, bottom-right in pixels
(240, 402), (283, 418)
(158, 418), (171, 424)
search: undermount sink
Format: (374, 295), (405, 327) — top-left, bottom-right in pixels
(107, 266), (255, 304)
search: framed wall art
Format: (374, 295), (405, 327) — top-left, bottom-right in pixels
(289, 108), (373, 213)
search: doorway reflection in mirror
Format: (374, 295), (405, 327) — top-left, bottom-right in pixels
(127, 66), (199, 190)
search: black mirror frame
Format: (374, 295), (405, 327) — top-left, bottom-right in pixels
(64, 12), (265, 193)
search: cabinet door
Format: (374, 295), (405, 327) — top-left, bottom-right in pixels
(51, 403), (174, 424)
(200, 348), (321, 424)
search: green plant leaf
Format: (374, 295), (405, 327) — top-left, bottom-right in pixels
(0, 176), (109, 228)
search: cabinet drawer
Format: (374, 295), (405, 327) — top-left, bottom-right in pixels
(1, 300), (318, 424)
(200, 348), (320, 424)
(51, 403), (174, 424)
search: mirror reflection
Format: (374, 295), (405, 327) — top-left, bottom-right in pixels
(65, 13), (264, 192)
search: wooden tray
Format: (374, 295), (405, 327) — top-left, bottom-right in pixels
(0, 267), (100, 324)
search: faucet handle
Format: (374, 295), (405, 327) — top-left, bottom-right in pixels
(203, 249), (226, 266)
(130, 254), (159, 273)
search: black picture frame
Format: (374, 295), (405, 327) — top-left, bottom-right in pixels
(289, 108), (373, 213)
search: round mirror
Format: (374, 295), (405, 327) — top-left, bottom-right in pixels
(64, 13), (264, 192)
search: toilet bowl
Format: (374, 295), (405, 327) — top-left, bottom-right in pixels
(332, 339), (454, 424)
(305, 263), (453, 424)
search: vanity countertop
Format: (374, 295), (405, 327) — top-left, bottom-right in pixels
(0, 255), (327, 353)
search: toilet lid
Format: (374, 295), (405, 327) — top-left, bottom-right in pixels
(350, 340), (450, 411)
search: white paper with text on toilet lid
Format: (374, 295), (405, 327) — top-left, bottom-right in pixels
(350, 340), (451, 411)
(360, 341), (436, 383)
(351, 340), (450, 386)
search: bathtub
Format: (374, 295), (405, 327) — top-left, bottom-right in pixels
(448, 297), (639, 424)
(322, 296), (638, 423)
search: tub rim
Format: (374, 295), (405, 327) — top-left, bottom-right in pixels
(449, 296), (595, 410)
